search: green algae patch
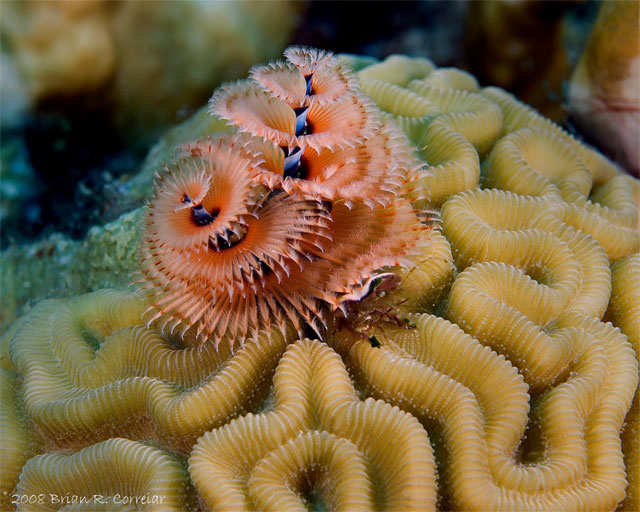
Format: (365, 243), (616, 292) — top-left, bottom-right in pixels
(1, 208), (143, 332)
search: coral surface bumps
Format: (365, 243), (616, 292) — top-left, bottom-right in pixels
(2, 48), (640, 511)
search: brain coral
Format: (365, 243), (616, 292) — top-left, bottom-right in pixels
(2, 49), (639, 511)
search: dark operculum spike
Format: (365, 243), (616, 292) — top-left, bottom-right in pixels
(294, 106), (309, 136)
(215, 234), (231, 250)
(283, 146), (304, 179)
(304, 74), (313, 96)
(209, 228), (244, 251)
(257, 258), (272, 278)
(265, 187), (285, 201)
(304, 322), (322, 340)
(191, 204), (219, 226)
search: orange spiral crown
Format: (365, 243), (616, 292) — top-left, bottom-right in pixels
(140, 46), (434, 347)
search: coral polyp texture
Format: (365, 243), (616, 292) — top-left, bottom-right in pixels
(3, 49), (640, 511)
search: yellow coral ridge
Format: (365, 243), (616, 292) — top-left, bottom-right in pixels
(189, 338), (436, 511)
(483, 127), (593, 202)
(357, 55), (507, 208)
(358, 78), (441, 140)
(359, 61), (503, 153)
(333, 312), (637, 510)
(448, 262), (586, 388)
(621, 395), (640, 512)
(481, 86), (620, 184)
(407, 81), (503, 155)
(418, 67), (479, 92)
(606, 254), (640, 351)
(605, 254), (640, 511)
(1, 369), (40, 511)
(385, 230), (455, 315)
(560, 175), (639, 260)
(442, 189), (611, 318)
(248, 431), (374, 511)
(408, 121), (480, 208)
(552, 312), (638, 509)
(15, 438), (194, 511)
(483, 127), (639, 260)
(9, 290), (290, 451)
(357, 55), (435, 86)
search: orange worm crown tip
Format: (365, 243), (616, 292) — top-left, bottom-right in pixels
(139, 45), (435, 348)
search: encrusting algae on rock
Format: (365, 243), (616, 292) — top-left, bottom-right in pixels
(2, 47), (639, 511)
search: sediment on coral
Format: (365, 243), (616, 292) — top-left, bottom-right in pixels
(3, 50), (640, 511)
